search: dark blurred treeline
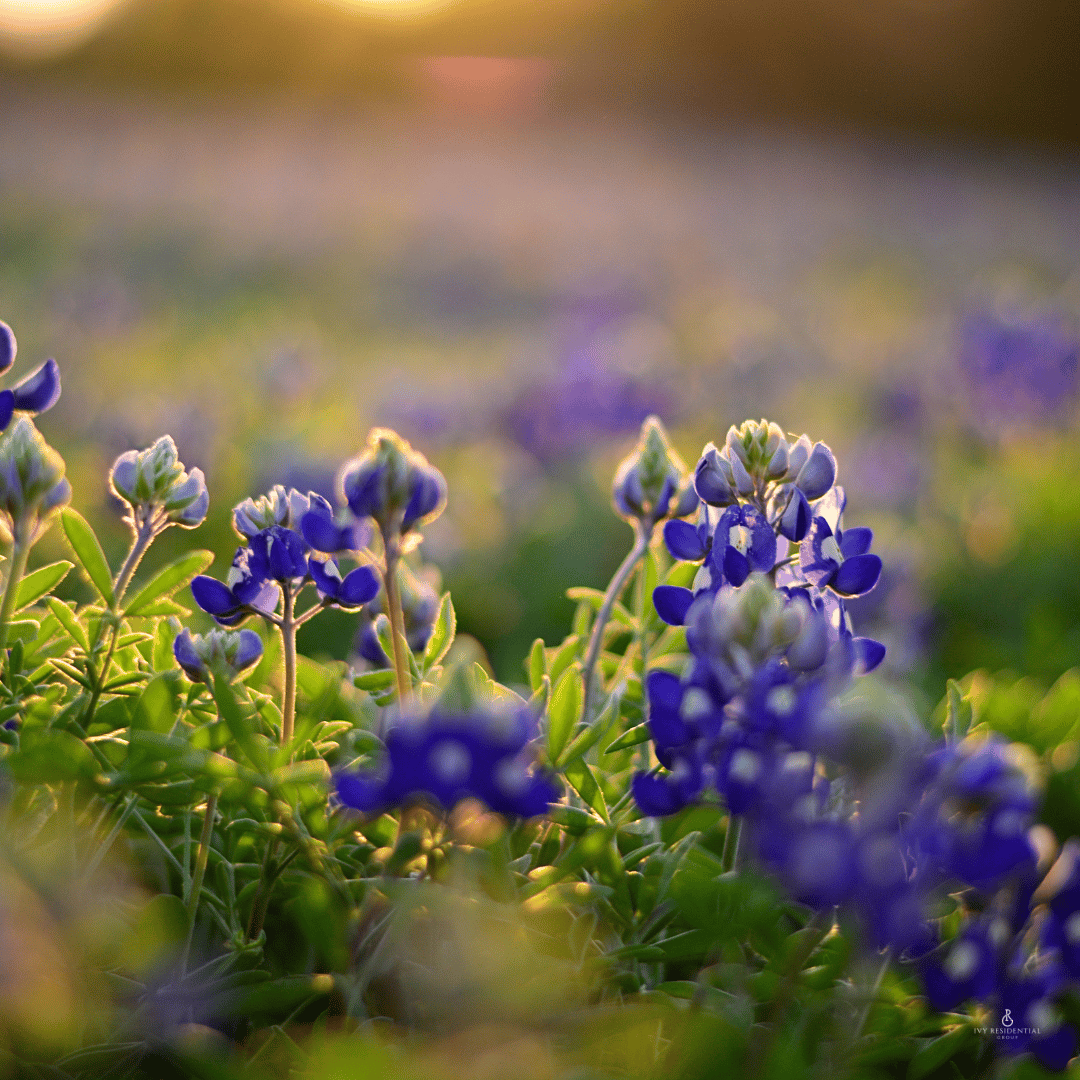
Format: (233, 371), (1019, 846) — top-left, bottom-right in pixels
(1, 0), (1078, 147)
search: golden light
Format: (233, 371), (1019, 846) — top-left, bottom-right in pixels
(0, 0), (125, 58)
(318, 0), (458, 19)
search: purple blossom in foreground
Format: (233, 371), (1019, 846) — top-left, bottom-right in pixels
(337, 707), (559, 819)
(173, 627), (264, 683)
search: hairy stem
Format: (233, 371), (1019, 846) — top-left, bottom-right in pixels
(382, 542), (412, 704)
(582, 521), (652, 718)
(0, 539), (30, 655)
(280, 582), (297, 747)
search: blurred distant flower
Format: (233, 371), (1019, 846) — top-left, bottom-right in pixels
(0, 321), (62, 433)
(959, 309), (1080, 428)
(337, 707), (559, 818)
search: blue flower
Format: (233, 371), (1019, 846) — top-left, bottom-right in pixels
(246, 525), (308, 583)
(173, 627), (263, 683)
(0, 321), (61, 433)
(918, 919), (1004, 1012)
(338, 428), (447, 538)
(110, 436), (208, 534)
(300, 493), (369, 554)
(798, 488), (881, 598)
(190, 546), (281, 627)
(611, 416), (697, 526)
(336, 708), (559, 818)
(711, 504), (777, 586)
(308, 557), (380, 609)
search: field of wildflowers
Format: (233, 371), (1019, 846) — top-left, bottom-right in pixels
(2, 85), (1080, 1079)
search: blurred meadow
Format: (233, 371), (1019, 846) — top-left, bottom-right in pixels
(1, 2), (1079, 737)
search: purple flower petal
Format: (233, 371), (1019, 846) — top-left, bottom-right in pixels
(0, 389), (14, 433)
(663, 519), (707, 562)
(339, 565), (381, 607)
(839, 526), (873, 558)
(832, 553), (882, 597)
(652, 585), (694, 626)
(190, 576), (238, 616)
(11, 358), (61, 414)
(0, 321), (15, 375)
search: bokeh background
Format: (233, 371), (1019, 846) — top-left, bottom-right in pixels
(2, 0), (1079, 692)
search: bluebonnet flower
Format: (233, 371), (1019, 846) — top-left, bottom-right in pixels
(308, 557), (380, 609)
(173, 627), (264, 683)
(190, 545), (282, 627)
(300, 492), (370, 554)
(0, 321), (62, 434)
(336, 707), (559, 818)
(611, 415), (697, 528)
(798, 488), (881, 599)
(192, 484), (377, 627)
(110, 436), (208, 536)
(0, 417), (70, 547)
(338, 428), (447, 541)
(355, 562), (440, 668)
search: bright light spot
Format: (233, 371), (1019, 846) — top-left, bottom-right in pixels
(319, 0), (456, 18)
(0, 0), (124, 57)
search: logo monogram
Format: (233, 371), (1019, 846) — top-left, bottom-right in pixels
(1001, 1009), (1014, 1028)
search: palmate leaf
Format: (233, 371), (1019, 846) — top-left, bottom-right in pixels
(124, 550), (214, 617)
(60, 508), (114, 605)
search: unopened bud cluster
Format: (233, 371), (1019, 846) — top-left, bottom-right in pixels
(110, 435), (209, 535)
(612, 415), (697, 527)
(0, 417), (70, 545)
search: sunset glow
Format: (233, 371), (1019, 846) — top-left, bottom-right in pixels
(0, 0), (124, 56)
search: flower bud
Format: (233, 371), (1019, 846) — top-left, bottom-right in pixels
(173, 627), (264, 684)
(232, 484), (291, 538)
(110, 436), (208, 533)
(612, 416), (695, 526)
(338, 428), (447, 538)
(694, 443), (737, 506)
(0, 417), (68, 542)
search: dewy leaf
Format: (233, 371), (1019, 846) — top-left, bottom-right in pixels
(423, 592), (456, 671)
(15, 560), (73, 611)
(61, 508), (115, 606)
(124, 550), (214, 617)
(548, 663), (583, 762)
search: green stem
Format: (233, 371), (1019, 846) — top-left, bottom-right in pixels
(246, 835), (279, 943)
(0, 539), (30, 655)
(582, 521), (652, 718)
(181, 793), (218, 975)
(382, 543), (412, 704)
(83, 523), (156, 728)
(280, 582), (297, 748)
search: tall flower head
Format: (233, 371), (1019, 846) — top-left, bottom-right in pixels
(612, 415), (697, 527)
(110, 436), (208, 535)
(0, 321), (62, 434)
(337, 428), (447, 541)
(0, 417), (70, 546)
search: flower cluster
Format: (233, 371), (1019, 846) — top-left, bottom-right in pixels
(0, 321), (61, 434)
(336, 707), (559, 819)
(191, 485), (380, 626)
(612, 415), (697, 529)
(653, 421), (883, 675)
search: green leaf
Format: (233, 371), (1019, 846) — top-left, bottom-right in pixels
(527, 637), (546, 692)
(566, 587), (634, 627)
(354, 669), (396, 692)
(4, 619), (39, 643)
(548, 663), (582, 761)
(60, 508), (115, 605)
(132, 672), (184, 735)
(663, 559), (699, 590)
(606, 722), (652, 753)
(15, 560), (73, 611)
(558, 688), (622, 767)
(563, 758), (609, 821)
(907, 1025), (975, 1080)
(423, 593), (456, 670)
(130, 598), (190, 618)
(213, 673), (270, 773)
(46, 597), (88, 653)
(548, 635), (581, 686)
(124, 550), (214, 617)
(8, 729), (99, 783)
